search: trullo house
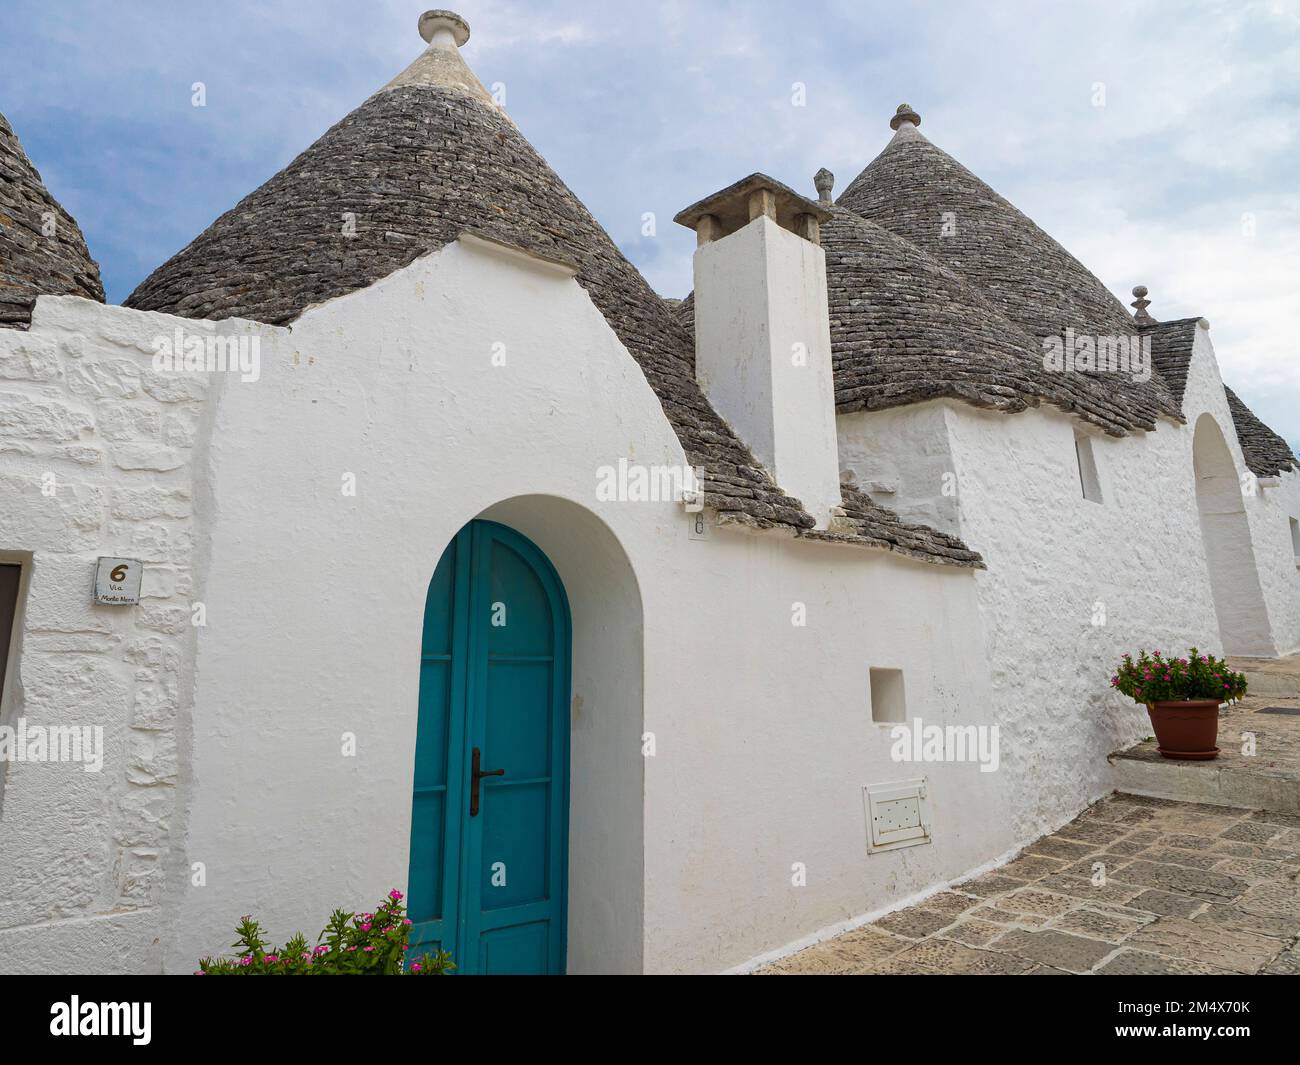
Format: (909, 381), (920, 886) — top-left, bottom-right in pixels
(0, 10), (1297, 974)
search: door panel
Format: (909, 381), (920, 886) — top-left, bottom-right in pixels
(408, 521), (569, 974)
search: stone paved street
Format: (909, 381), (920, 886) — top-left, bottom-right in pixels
(759, 793), (1300, 975)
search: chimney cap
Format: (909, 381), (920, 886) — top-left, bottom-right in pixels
(419, 9), (470, 47)
(890, 103), (921, 130)
(673, 172), (832, 239)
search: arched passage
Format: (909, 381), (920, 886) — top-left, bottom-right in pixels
(410, 495), (645, 974)
(1193, 414), (1274, 656)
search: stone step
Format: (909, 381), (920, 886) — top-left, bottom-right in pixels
(1109, 696), (1300, 814)
(1228, 655), (1300, 699)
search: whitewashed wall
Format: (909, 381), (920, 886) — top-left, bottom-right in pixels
(0, 297), (268, 973)
(1181, 326), (1300, 657)
(838, 320), (1300, 848)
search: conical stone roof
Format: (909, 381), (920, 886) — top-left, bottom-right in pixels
(833, 111), (1182, 433)
(125, 13), (812, 531)
(0, 111), (104, 328)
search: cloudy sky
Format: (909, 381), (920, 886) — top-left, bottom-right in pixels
(4, 0), (1297, 450)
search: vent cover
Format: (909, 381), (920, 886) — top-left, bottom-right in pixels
(863, 777), (932, 853)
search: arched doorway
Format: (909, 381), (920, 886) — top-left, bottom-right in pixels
(407, 519), (571, 974)
(1193, 414), (1274, 656)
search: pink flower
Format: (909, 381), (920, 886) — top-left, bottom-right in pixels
(314, 945), (329, 954)
(411, 963), (423, 972)
(363, 946), (374, 953)
(389, 890), (404, 901)
(194, 971), (205, 975)
(360, 923), (372, 931)
(264, 954), (279, 963)
(403, 919), (412, 926)
(240, 956), (252, 967)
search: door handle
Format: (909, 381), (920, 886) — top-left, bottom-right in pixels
(470, 746), (505, 817)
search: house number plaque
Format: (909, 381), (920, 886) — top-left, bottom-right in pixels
(94, 557), (143, 605)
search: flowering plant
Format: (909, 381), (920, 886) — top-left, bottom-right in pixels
(1111, 648), (1247, 707)
(197, 890), (454, 975)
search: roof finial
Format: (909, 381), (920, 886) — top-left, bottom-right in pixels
(814, 168), (835, 204)
(1131, 284), (1155, 325)
(419, 9), (471, 49)
(890, 103), (921, 131)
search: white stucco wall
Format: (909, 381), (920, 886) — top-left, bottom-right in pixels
(837, 320), (1300, 846)
(0, 296), (269, 972)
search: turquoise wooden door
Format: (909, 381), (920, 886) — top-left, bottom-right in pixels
(407, 520), (571, 974)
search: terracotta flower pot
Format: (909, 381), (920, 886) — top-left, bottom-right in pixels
(1147, 700), (1221, 760)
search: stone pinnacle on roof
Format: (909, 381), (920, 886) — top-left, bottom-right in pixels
(378, 9), (495, 107)
(814, 168), (835, 204)
(890, 103), (921, 130)
(1131, 284), (1156, 325)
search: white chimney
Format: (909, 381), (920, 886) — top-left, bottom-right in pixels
(675, 174), (842, 529)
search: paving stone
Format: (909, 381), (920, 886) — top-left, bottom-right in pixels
(872, 908), (953, 940)
(892, 937), (1037, 975)
(1056, 821), (1134, 844)
(1162, 833), (1217, 850)
(1211, 839), (1298, 861)
(941, 919), (1008, 947)
(915, 891), (983, 918)
(1248, 810), (1300, 831)
(1127, 890), (1206, 917)
(1050, 907), (1148, 943)
(959, 874), (1029, 898)
(1035, 873), (1144, 905)
(1110, 860), (1249, 902)
(1212, 857), (1292, 883)
(1083, 799), (1147, 823)
(1234, 879), (1300, 919)
(1261, 946), (1300, 975)
(1106, 837), (1156, 857)
(1060, 854), (1130, 878)
(1139, 848), (1222, 870)
(971, 903), (1051, 928)
(1128, 916), (1285, 974)
(1220, 821), (1287, 844)
(1027, 837), (1096, 861)
(999, 888), (1078, 918)
(759, 927), (909, 974)
(989, 929), (1115, 973)
(1116, 794), (1184, 808)
(1194, 903), (1300, 940)
(1096, 949), (1237, 976)
(998, 854), (1069, 881)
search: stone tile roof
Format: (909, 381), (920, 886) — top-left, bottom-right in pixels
(1143, 317), (1201, 402)
(0, 111), (104, 329)
(834, 121), (1182, 434)
(807, 486), (984, 568)
(1142, 317), (1297, 478)
(124, 69), (818, 530)
(121, 25), (984, 567)
(1224, 386), (1299, 478)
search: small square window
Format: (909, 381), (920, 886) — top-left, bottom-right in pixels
(869, 667), (906, 724)
(1075, 433), (1103, 503)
